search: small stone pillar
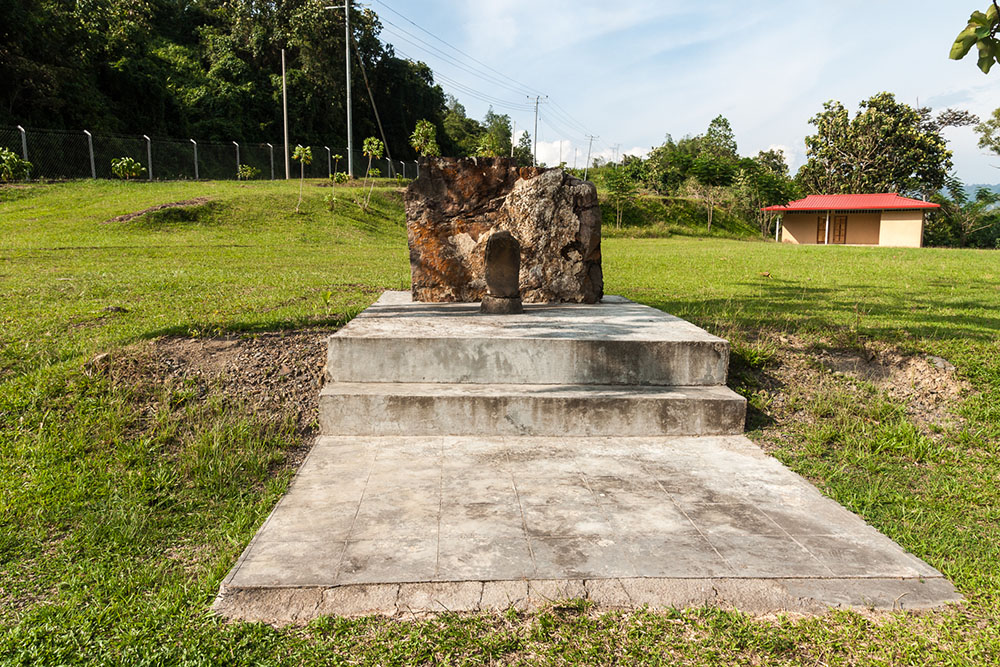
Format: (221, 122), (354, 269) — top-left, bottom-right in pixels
(481, 231), (524, 314)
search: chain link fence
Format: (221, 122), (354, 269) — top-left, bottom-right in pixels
(1, 126), (420, 182)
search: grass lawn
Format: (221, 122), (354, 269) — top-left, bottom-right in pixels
(1, 179), (999, 664)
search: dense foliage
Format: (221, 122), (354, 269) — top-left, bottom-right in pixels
(796, 93), (964, 198)
(0, 0), (529, 161)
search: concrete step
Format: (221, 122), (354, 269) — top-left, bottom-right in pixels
(319, 382), (746, 437)
(326, 292), (730, 387)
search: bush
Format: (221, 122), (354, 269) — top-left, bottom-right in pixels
(0, 148), (32, 182)
(237, 164), (261, 180)
(111, 157), (147, 180)
(367, 167), (381, 178)
(332, 172), (349, 184)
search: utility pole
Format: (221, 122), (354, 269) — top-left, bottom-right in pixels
(574, 147), (578, 170)
(510, 121), (516, 158)
(558, 140), (562, 167)
(583, 135), (598, 181)
(528, 95), (547, 166)
(282, 48), (290, 179)
(611, 143), (621, 165)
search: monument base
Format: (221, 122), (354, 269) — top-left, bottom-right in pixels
(481, 294), (524, 315)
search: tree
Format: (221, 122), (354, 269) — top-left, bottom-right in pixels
(703, 115), (738, 158)
(604, 168), (639, 229)
(292, 145), (312, 213)
(362, 136), (384, 209)
(474, 133), (503, 157)
(512, 131), (533, 167)
(796, 93), (954, 198)
(951, 4), (1000, 73)
(933, 178), (1000, 246)
(410, 119), (440, 157)
(688, 153), (736, 231)
(646, 134), (700, 194)
(734, 151), (799, 238)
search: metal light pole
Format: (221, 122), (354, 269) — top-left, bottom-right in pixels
(83, 130), (95, 179)
(143, 135), (152, 180)
(233, 141), (240, 179)
(16, 125), (27, 161)
(326, 1), (353, 177)
(325, 146), (331, 177)
(266, 143), (274, 180)
(190, 139), (199, 180)
(282, 48), (290, 180)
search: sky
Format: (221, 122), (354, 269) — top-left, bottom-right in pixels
(372, 0), (1000, 184)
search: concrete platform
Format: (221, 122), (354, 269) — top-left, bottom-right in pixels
(326, 292), (729, 386)
(214, 435), (960, 622)
(319, 382), (746, 437)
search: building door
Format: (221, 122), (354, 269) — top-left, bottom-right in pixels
(816, 216), (826, 243)
(832, 215), (847, 244)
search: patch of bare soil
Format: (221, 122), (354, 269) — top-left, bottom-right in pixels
(107, 329), (334, 469)
(740, 333), (970, 451)
(104, 197), (212, 224)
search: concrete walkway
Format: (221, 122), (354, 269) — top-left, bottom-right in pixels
(214, 433), (959, 622)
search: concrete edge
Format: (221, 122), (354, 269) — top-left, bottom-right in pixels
(211, 576), (963, 625)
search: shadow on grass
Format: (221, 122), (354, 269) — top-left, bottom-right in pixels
(633, 277), (1000, 343)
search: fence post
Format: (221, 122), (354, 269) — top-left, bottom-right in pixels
(143, 135), (152, 181)
(325, 146), (331, 177)
(83, 130), (96, 179)
(415, 160), (419, 179)
(16, 125), (27, 161)
(190, 139), (198, 180)
(266, 143), (274, 180)
(232, 141), (240, 179)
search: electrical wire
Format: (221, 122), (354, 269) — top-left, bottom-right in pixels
(374, 0), (545, 97)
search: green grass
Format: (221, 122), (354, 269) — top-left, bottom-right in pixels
(2, 180), (1000, 664)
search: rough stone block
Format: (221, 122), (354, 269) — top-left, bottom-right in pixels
(406, 158), (602, 303)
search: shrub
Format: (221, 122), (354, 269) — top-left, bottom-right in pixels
(367, 167), (381, 178)
(111, 157), (147, 180)
(237, 164), (261, 180)
(332, 172), (349, 184)
(0, 148), (33, 182)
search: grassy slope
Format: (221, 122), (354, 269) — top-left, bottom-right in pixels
(1, 180), (999, 664)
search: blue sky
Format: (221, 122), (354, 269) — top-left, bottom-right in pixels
(373, 1), (1000, 184)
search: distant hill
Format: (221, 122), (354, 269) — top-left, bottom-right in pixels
(965, 184), (1000, 198)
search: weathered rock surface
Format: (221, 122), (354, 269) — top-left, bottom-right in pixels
(405, 157), (602, 303)
(481, 230), (523, 314)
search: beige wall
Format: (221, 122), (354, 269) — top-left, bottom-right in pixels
(844, 212), (880, 245)
(781, 210), (924, 246)
(878, 210), (924, 247)
(781, 212), (821, 244)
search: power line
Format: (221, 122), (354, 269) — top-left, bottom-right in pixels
(387, 42), (535, 112)
(379, 22), (531, 99)
(373, 0), (545, 97)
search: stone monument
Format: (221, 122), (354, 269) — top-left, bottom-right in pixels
(481, 230), (524, 314)
(405, 157), (602, 304)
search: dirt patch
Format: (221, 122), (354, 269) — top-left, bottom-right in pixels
(104, 197), (212, 224)
(736, 333), (970, 449)
(108, 329), (334, 469)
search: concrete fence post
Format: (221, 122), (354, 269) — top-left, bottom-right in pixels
(233, 141), (240, 179)
(143, 135), (152, 181)
(190, 139), (198, 180)
(83, 130), (96, 179)
(16, 125), (27, 161)
(266, 143), (274, 180)
(325, 146), (331, 177)
(415, 160), (419, 179)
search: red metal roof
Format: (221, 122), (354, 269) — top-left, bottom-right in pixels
(762, 193), (940, 212)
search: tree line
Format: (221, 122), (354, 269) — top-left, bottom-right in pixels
(0, 0), (532, 164)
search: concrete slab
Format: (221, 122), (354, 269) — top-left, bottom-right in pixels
(319, 382), (746, 437)
(326, 291), (730, 386)
(214, 434), (961, 622)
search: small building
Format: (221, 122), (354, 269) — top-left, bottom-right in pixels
(764, 194), (940, 247)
